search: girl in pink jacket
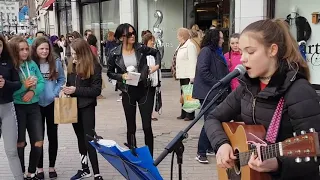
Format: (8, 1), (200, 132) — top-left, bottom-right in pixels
(224, 33), (241, 90)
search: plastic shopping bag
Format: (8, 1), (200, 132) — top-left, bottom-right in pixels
(181, 84), (200, 113)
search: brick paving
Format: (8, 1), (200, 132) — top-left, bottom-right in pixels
(0, 77), (218, 180)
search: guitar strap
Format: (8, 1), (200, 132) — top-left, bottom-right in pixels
(265, 97), (285, 144)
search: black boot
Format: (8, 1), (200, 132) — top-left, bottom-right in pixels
(177, 109), (186, 119)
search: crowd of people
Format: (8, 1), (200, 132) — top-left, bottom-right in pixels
(0, 23), (163, 180)
(0, 29), (106, 180)
(1, 18), (320, 180)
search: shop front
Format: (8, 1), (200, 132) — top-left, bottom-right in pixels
(55, 0), (72, 36)
(79, 0), (120, 60)
(136, 0), (234, 70)
(274, 0), (320, 86)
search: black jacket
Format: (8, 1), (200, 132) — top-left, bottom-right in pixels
(67, 62), (102, 108)
(205, 64), (320, 180)
(192, 46), (230, 101)
(0, 58), (21, 104)
(107, 43), (161, 92)
(285, 15), (312, 42)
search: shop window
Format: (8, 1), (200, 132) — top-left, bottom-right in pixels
(137, 0), (184, 69)
(275, 0), (320, 85)
(81, 0), (120, 58)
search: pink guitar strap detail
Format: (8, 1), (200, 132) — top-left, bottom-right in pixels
(265, 97), (285, 144)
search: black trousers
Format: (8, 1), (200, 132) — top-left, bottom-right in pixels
(122, 84), (156, 156)
(15, 103), (43, 174)
(38, 102), (58, 168)
(72, 104), (100, 175)
(179, 78), (195, 119)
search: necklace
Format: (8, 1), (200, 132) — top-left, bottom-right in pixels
(259, 76), (271, 81)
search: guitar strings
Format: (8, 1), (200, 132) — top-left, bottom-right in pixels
(221, 137), (311, 164)
(230, 143), (279, 162)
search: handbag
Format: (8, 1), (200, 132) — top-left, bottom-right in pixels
(265, 97), (285, 143)
(155, 87), (162, 114)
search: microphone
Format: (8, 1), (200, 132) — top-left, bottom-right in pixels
(219, 64), (246, 85)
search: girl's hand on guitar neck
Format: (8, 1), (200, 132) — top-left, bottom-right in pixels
(216, 143), (237, 169)
(248, 153), (279, 172)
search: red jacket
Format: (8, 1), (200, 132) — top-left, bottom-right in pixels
(90, 45), (98, 56)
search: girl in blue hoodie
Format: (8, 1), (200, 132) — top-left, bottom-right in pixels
(31, 36), (65, 179)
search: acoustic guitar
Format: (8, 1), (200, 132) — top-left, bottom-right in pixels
(217, 122), (320, 180)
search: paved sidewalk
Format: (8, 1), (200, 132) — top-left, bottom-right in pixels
(0, 78), (218, 180)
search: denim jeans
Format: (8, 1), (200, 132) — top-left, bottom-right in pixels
(197, 99), (216, 157)
(15, 103), (43, 174)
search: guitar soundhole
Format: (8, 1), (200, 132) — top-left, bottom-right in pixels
(226, 149), (241, 180)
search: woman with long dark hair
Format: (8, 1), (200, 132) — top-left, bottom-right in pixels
(0, 35), (24, 180)
(62, 38), (103, 180)
(206, 19), (320, 180)
(107, 23), (161, 156)
(192, 29), (229, 164)
(31, 36), (65, 179)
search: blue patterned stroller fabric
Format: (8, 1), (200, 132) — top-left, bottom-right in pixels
(89, 140), (163, 180)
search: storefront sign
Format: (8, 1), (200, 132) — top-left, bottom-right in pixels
(305, 43), (320, 66)
(275, 0), (320, 84)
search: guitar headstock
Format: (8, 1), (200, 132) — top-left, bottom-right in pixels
(280, 128), (320, 163)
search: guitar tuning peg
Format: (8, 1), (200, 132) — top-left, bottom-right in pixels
(293, 132), (297, 137)
(314, 156), (318, 162)
(295, 157), (302, 163)
(304, 157), (310, 162)
(309, 128), (315, 132)
(301, 130), (306, 135)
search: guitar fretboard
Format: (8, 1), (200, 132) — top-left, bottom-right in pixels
(239, 143), (281, 166)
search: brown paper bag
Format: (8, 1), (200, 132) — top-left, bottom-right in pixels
(54, 94), (78, 124)
(101, 76), (106, 90)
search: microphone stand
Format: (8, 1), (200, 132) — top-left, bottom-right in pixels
(154, 82), (230, 180)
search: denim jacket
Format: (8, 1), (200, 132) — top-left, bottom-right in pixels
(39, 59), (66, 107)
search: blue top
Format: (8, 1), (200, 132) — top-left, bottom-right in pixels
(38, 59), (66, 107)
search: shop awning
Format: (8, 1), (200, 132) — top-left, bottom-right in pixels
(42, 0), (55, 10)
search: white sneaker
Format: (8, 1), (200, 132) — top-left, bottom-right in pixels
(116, 97), (122, 102)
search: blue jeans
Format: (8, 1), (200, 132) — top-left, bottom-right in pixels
(197, 99), (216, 157)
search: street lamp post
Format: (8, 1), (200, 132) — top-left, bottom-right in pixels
(25, 15), (29, 34)
(0, 12), (3, 32)
(14, 19), (18, 34)
(7, 14), (10, 33)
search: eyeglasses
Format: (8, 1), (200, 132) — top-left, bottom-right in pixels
(122, 31), (135, 38)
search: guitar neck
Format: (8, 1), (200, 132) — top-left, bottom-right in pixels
(239, 143), (281, 166)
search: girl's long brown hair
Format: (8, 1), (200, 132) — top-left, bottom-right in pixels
(67, 38), (98, 79)
(31, 36), (57, 80)
(7, 36), (30, 69)
(241, 19), (310, 80)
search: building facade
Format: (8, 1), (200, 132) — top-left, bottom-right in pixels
(0, 0), (19, 33)
(37, 0), (320, 86)
(0, 0), (37, 34)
